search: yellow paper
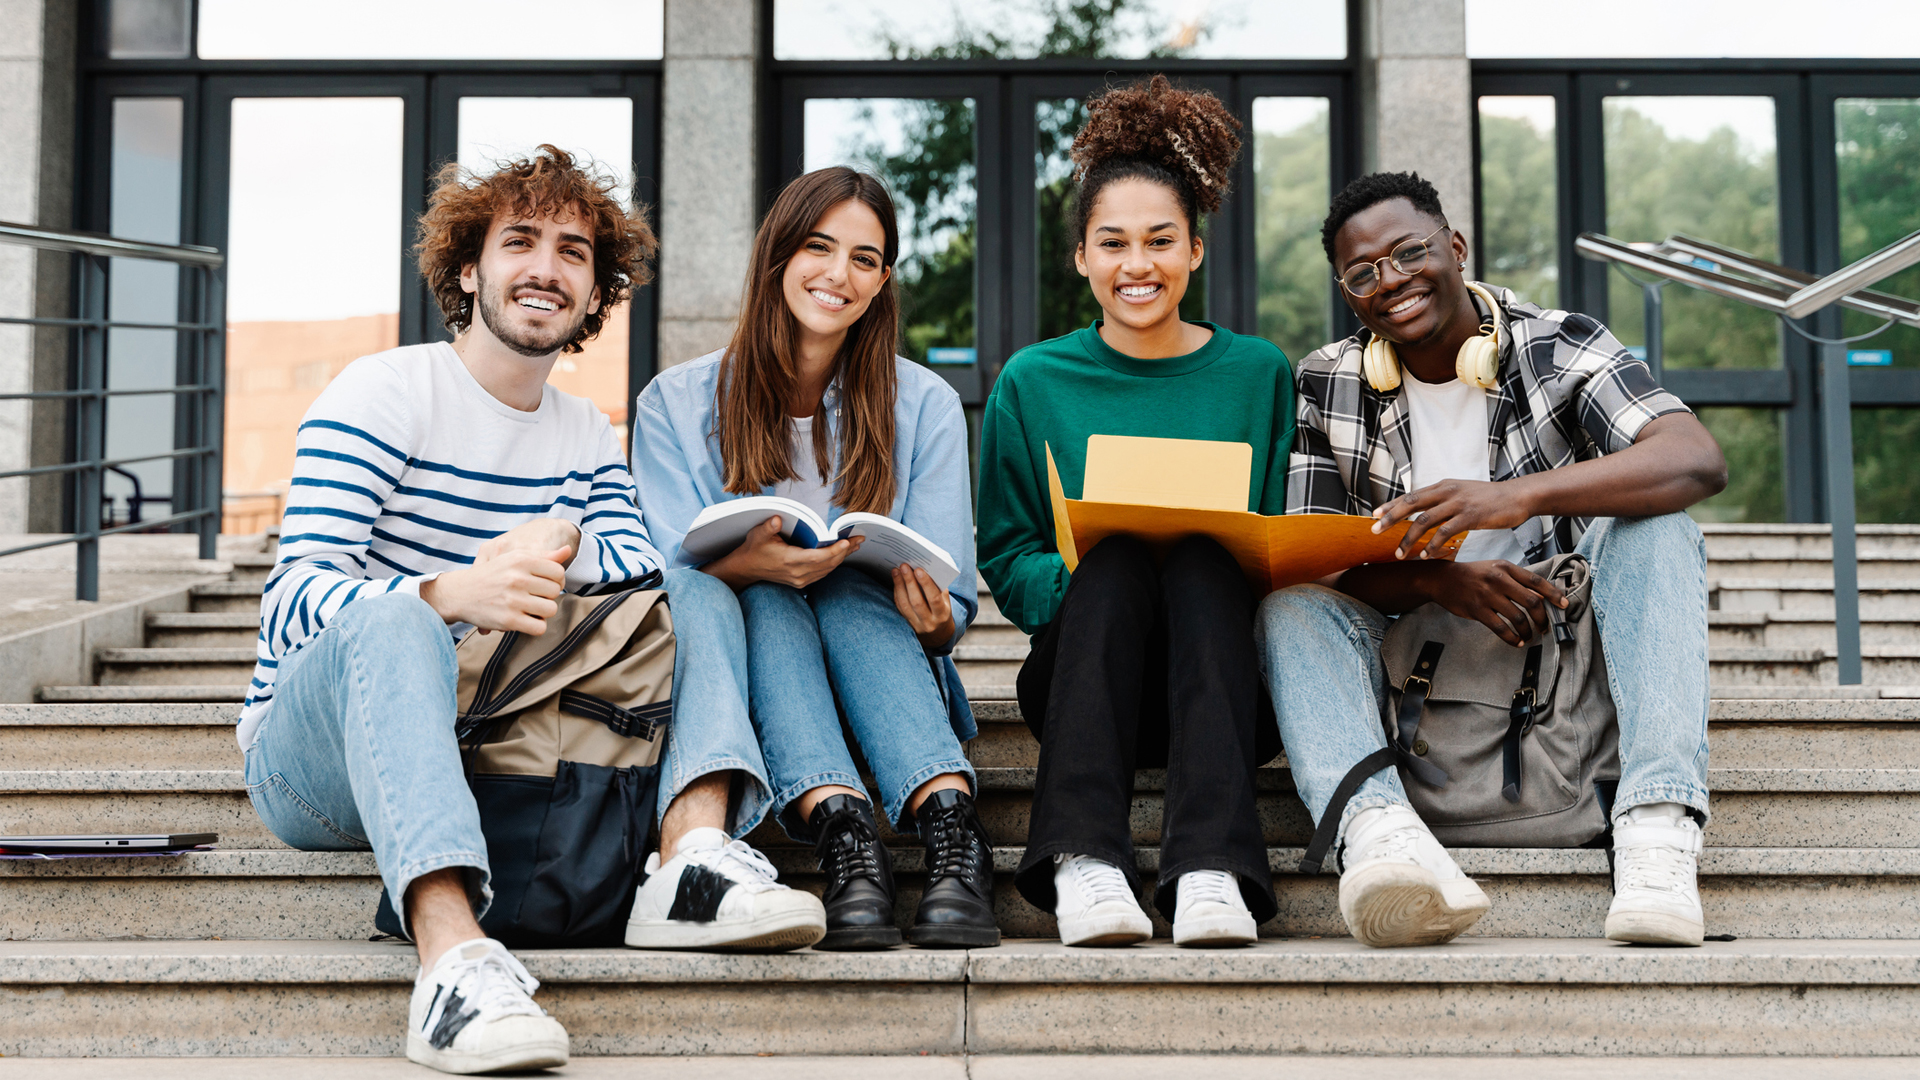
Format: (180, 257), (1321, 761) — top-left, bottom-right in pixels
(1049, 435), (1464, 593)
(1080, 435), (1250, 512)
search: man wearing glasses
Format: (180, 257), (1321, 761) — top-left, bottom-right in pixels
(1255, 171), (1728, 948)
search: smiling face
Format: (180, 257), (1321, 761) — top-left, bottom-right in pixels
(1333, 196), (1474, 349)
(1075, 178), (1203, 334)
(781, 198), (892, 353)
(459, 205), (603, 358)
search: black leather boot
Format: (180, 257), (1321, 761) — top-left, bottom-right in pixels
(809, 794), (901, 951)
(908, 788), (1000, 947)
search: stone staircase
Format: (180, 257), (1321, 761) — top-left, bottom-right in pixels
(5, 524), (1920, 1058)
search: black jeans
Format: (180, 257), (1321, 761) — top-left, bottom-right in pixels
(1013, 534), (1280, 923)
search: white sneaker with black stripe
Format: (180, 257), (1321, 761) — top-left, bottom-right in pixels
(625, 826), (826, 951)
(406, 937), (568, 1075)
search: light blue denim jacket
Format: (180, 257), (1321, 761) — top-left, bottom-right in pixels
(632, 348), (978, 741)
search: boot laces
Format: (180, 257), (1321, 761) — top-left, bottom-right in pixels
(814, 804), (885, 886)
(924, 802), (987, 882)
(689, 839), (783, 894)
(436, 944), (542, 1022)
(1062, 855), (1135, 905)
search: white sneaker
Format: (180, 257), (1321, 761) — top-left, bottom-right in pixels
(1171, 869), (1257, 947)
(406, 938), (568, 1075)
(625, 827), (826, 951)
(1605, 802), (1705, 946)
(1052, 854), (1153, 946)
(1338, 804), (1490, 948)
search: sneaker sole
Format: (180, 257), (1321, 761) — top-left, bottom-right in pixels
(1340, 863), (1490, 948)
(624, 911), (826, 952)
(406, 1033), (568, 1075)
(906, 923), (1001, 948)
(1058, 913), (1154, 947)
(815, 925), (904, 951)
(1605, 909), (1705, 946)
(1172, 913), (1258, 947)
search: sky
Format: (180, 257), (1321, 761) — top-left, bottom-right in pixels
(1467, 0), (1920, 58)
(198, 0), (663, 59)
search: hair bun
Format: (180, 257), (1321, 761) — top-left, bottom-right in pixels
(1070, 75), (1243, 213)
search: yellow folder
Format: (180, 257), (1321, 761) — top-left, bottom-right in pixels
(1046, 435), (1465, 594)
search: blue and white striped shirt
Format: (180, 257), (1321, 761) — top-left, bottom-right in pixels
(236, 342), (664, 749)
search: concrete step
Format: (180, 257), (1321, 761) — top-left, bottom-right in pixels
(6, 938), (1920, 1057)
(1710, 611), (1920, 649)
(228, 551), (273, 584)
(1713, 579), (1920, 619)
(145, 612), (258, 649)
(189, 581), (263, 614)
(36, 684), (248, 703)
(95, 647), (255, 687)
(7, 844), (1920, 944)
(1700, 522), (1920, 559)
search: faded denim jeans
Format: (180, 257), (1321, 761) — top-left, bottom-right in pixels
(244, 567), (772, 926)
(1255, 513), (1711, 850)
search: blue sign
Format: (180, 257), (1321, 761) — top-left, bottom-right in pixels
(1849, 349), (1893, 367)
(926, 347), (977, 366)
(1626, 346), (1648, 363)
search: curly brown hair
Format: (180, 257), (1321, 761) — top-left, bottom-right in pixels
(415, 144), (656, 354)
(1068, 74), (1243, 241)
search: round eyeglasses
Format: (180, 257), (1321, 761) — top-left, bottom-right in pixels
(1339, 225), (1450, 298)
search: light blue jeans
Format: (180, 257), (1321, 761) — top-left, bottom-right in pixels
(739, 565), (975, 840)
(1255, 514), (1711, 850)
(243, 567), (773, 922)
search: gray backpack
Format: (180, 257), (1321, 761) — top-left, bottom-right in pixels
(1300, 553), (1619, 873)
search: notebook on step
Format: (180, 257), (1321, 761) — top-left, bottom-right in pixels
(0, 833), (216, 854)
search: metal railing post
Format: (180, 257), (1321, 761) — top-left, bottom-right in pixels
(1822, 343), (1864, 685)
(199, 267), (225, 561)
(74, 254), (107, 602)
(1642, 281), (1665, 384)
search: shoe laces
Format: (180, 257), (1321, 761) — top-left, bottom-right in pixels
(1061, 855), (1135, 906)
(814, 804), (885, 886)
(1179, 869), (1240, 909)
(1615, 838), (1697, 896)
(687, 839), (783, 894)
(434, 943), (542, 1022)
(923, 801), (989, 883)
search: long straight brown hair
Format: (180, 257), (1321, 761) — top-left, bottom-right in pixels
(714, 167), (902, 514)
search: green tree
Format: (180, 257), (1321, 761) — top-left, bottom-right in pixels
(1477, 112), (1558, 309)
(1254, 108), (1331, 365)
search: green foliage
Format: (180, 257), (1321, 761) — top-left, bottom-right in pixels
(1254, 109), (1331, 364)
(1476, 113), (1558, 309)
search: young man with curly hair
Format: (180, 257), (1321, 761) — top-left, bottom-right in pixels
(239, 146), (823, 1075)
(1256, 171), (1727, 950)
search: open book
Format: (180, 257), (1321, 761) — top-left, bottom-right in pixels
(682, 496), (962, 591)
(1047, 435), (1466, 594)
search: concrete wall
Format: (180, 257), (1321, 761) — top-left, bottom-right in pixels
(0, 0), (73, 534)
(1357, 0), (1477, 268)
(656, 0), (763, 368)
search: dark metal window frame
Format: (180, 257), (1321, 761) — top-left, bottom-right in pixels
(1472, 57), (1920, 523)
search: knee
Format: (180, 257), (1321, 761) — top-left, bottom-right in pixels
(1163, 534), (1240, 586)
(737, 579), (807, 621)
(1586, 513), (1704, 567)
(337, 592), (448, 650)
(809, 564), (888, 609)
(1074, 534), (1154, 588)
(1256, 585), (1360, 648)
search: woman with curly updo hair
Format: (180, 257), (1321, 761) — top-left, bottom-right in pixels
(977, 76), (1294, 947)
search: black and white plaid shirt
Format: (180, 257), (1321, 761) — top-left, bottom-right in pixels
(1287, 283), (1692, 562)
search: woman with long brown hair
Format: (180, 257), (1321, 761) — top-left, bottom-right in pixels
(633, 166), (992, 950)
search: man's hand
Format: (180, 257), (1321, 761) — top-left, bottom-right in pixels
(892, 564), (957, 651)
(477, 518), (580, 566)
(700, 516), (862, 591)
(1372, 478), (1534, 561)
(1423, 559), (1568, 647)
(420, 545), (570, 635)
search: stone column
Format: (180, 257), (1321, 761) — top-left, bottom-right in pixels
(656, 0), (763, 369)
(1357, 0), (1476, 267)
(0, 0), (74, 534)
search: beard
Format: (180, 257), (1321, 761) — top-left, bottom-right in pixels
(473, 264), (589, 358)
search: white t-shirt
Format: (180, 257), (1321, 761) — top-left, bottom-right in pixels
(1399, 373), (1527, 565)
(772, 415), (836, 524)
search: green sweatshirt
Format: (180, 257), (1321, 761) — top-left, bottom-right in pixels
(977, 321), (1296, 636)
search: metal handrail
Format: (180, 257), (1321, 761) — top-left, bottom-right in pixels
(1577, 229), (1920, 686)
(0, 220), (226, 599)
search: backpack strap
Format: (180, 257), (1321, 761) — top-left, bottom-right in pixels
(559, 689), (670, 743)
(1298, 641), (1452, 875)
(1502, 643), (1544, 804)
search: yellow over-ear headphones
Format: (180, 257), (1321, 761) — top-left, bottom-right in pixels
(1360, 281), (1504, 393)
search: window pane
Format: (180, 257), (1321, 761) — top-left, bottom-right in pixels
(107, 0), (190, 59)
(1836, 99), (1920, 370)
(803, 98), (977, 366)
(224, 99), (403, 520)
(1469, 0), (1920, 58)
(106, 98), (184, 525)
(776, 0), (1343, 60)
(1477, 95), (1557, 309)
(1689, 407), (1784, 523)
(1853, 408), (1920, 524)
(198, 0), (662, 59)
(1035, 97), (1205, 342)
(1253, 97), (1331, 363)
(459, 97), (635, 431)
(1603, 96), (1780, 371)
